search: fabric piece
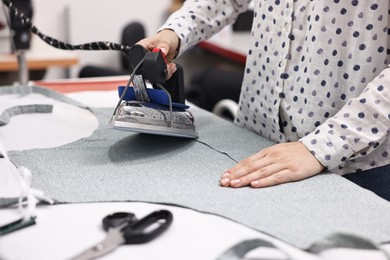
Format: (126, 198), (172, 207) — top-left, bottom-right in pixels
(0, 85), (90, 111)
(0, 85), (95, 206)
(218, 233), (390, 260)
(0, 198), (18, 208)
(8, 106), (390, 249)
(0, 104), (53, 126)
(217, 239), (291, 260)
(0, 85), (98, 151)
(308, 233), (390, 259)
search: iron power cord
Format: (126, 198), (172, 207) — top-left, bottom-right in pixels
(1, 0), (132, 55)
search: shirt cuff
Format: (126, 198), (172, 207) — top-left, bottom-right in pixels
(299, 123), (355, 170)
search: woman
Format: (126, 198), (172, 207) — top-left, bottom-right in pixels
(139, 0), (390, 200)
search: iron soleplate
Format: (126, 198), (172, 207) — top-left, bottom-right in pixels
(109, 120), (198, 139)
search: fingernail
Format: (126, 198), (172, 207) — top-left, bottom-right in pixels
(160, 47), (167, 54)
(220, 178), (230, 186)
(222, 172), (230, 178)
(230, 179), (241, 186)
(251, 180), (260, 186)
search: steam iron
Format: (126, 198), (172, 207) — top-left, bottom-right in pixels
(109, 45), (198, 139)
(0, 0), (197, 138)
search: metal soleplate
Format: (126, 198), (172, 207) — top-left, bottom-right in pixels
(109, 120), (198, 139)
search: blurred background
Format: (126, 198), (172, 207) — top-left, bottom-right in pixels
(0, 0), (172, 80)
(0, 0), (251, 114)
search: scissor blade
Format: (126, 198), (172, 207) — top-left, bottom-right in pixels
(70, 228), (126, 260)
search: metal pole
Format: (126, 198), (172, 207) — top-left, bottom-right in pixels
(16, 50), (29, 86)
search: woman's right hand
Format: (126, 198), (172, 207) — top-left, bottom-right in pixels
(137, 29), (180, 62)
(137, 29), (180, 79)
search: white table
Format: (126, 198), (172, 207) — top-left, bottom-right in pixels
(0, 82), (388, 260)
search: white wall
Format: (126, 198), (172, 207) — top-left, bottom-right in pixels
(30, 0), (171, 79)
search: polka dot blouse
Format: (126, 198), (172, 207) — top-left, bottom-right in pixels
(161, 0), (390, 175)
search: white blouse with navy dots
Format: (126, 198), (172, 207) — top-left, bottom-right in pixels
(161, 0), (390, 175)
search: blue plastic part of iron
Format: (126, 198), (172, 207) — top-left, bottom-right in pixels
(118, 86), (189, 110)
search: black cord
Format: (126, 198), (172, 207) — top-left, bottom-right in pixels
(1, 0), (132, 55)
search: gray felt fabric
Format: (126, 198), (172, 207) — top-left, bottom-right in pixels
(0, 85), (90, 206)
(219, 233), (390, 260)
(0, 85), (90, 127)
(7, 104), (390, 250)
(0, 85), (90, 110)
(308, 233), (390, 258)
(0, 198), (18, 208)
(216, 239), (292, 260)
(0, 104), (53, 126)
(3, 86), (390, 249)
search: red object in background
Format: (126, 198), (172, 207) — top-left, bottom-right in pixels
(197, 41), (246, 65)
(34, 78), (129, 93)
(0, 21), (6, 30)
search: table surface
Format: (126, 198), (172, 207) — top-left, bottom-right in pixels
(0, 78), (389, 260)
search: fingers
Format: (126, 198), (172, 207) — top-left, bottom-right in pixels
(221, 162), (286, 188)
(155, 41), (171, 57)
(135, 30), (179, 80)
(166, 63), (177, 80)
(136, 29), (179, 62)
(219, 142), (325, 189)
(220, 148), (269, 182)
(225, 149), (270, 175)
(250, 170), (292, 188)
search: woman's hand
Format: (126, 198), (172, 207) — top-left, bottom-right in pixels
(137, 29), (180, 79)
(137, 29), (180, 62)
(220, 142), (325, 188)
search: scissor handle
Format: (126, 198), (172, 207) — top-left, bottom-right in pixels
(102, 212), (137, 231)
(123, 210), (173, 244)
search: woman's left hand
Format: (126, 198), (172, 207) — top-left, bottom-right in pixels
(220, 142), (325, 188)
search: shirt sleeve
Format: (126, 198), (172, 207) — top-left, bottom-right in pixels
(158, 0), (251, 55)
(300, 67), (390, 171)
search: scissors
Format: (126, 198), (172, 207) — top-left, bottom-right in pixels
(71, 210), (173, 260)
